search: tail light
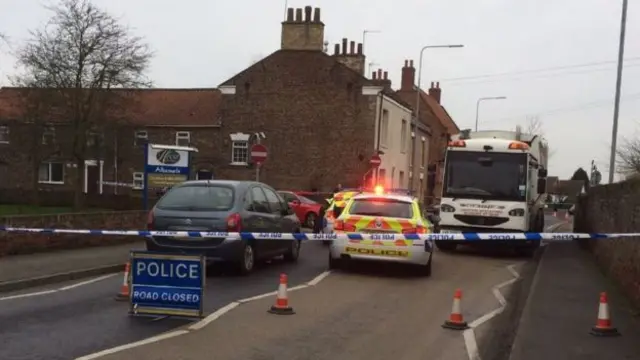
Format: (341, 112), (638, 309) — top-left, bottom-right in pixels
(226, 213), (242, 232)
(146, 210), (155, 230)
(326, 210), (334, 220)
(402, 226), (427, 234)
(334, 219), (344, 231)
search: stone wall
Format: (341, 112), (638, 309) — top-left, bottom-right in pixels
(0, 211), (146, 256)
(574, 180), (640, 306)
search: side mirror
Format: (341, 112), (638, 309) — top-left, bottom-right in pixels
(537, 178), (546, 193)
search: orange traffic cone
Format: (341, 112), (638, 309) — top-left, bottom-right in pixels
(267, 273), (295, 315)
(114, 262), (131, 301)
(590, 292), (620, 336)
(442, 289), (469, 330)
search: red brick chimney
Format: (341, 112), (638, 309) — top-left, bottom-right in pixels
(400, 59), (415, 91)
(371, 68), (391, 89)
(428, 81), (441, 103)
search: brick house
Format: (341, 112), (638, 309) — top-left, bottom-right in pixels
(0, 5), (417, 196)
(395, 61), (460, 204)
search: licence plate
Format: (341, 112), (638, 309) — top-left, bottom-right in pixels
(360, 229), (396, 234)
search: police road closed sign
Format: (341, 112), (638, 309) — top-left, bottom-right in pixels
(129, 252), (205, 318)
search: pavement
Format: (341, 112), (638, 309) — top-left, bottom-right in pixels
(509, 235), (640, 359)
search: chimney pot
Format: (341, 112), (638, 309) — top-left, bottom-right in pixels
(383, 71), (388, 80)
(349, 41), (355, 54)
(404, 60), (408, 67)
(295, 8), (303, 22)
(436, 81), (440, 88)
(372, 72), (377, 80)
(341, 38), (347, 55)
(357, 43), (363, 55)
(430, 81), (434, 88)
(377, 69), (382, 79)
(286, 8), (294, 21)
(304, 6), (312, 22)
(313, 8), (321, 22)
(409, 60), (414, 68)
(333, 44), (340, 55)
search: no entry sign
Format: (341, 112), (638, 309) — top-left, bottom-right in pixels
(370, 154), (381, 168)
(251, 144), (268, 164)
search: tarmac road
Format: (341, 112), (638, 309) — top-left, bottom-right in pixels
(0, 241), (328, 360)
(0, 218), (565, 360)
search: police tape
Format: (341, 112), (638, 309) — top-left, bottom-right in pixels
(0, 226), (638, 241)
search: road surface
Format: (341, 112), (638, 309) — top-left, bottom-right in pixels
(0, 217), (565, 360)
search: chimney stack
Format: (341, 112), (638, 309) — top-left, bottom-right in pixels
(371, 68), (392, 89)
(400, 59), (416, 91)
(332, 37), (365, 75)
(281, 6), (325, 51)
(429, 81), (442, 104)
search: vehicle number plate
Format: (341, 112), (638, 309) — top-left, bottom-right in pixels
(440, 230), (461, 234)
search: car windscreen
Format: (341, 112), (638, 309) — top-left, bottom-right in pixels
(298, 195), (317, 205)
(156, 185), (235, 211)
(348, 198), (414, 219)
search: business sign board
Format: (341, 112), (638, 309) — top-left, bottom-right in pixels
(143, 144), (198, 210)
(129, 251), (205, 318)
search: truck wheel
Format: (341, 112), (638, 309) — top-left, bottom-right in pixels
(436, 241), (457, 252)
(516, 242), (540, 257)
(417, 254), (433, 277)
(328, 252), (341, 269)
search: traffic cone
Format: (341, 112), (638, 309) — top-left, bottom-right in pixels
(553, 211), (557, 217)
(267, 273), (295, 315)
(590, 292), (620, 336)
(442, 289), (469, 330)
(114, 262), (131, 301)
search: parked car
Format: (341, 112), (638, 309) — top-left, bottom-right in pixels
(277, 191), (323, 228)
(145, 180), (302, 275)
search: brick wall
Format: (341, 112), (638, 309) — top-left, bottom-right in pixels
(0, 188), (158, 210)
(574, 180), (640, 306)
(0, 211), (146, 256)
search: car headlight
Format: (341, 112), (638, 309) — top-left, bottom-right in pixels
(508, 208), (525, 216)
(440, 204), (455, 213)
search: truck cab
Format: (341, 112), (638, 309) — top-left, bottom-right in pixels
(437, 129), (548, 255)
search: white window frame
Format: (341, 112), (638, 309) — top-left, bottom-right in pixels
(0, 125), (9, 144)
(380, 109), (389, 148)
(42, 126), (55, 145)
(132, 172), (144, 190)
(400, 119), (407, 153)
(134, 130), (148, 146)
(230, 132), (251, 165)
(175, 131), (191, 146)
(38, 162), (64, 184)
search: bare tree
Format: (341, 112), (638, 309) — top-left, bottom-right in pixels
(523, 116), (543, 136)
(615, 136), (640, 177)
(11, 0), (153, 207)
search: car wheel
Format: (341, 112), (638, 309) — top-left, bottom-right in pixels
(328, 252), (341, 270)
(417, 254), (433, 277)
(435, 241), (457, 252)
(284, 239), (301, 262)
(305, 213), (317, 228)
(236, 242), (255, 275)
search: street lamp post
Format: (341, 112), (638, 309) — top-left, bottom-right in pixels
(412, 44), (464, 192)
(608, 0), (628, 184)
(475, 96), (507, 131)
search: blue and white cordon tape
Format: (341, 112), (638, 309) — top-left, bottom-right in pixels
(0, 226), (637, 241)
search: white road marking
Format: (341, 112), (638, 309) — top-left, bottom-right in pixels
(74, 330), (190, 360)
(0, 273), (118, 302)
(75, 270), (334, 359)
(463, 264), (522, 360)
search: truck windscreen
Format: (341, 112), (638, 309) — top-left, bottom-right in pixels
(443, 151), (528, 201)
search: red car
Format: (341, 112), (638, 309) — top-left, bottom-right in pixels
(277, 191), (323, 228)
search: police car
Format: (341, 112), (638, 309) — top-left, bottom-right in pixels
(328, 186), (434, 276)
(320, 189), (360, 244)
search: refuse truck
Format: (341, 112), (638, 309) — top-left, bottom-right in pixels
(436, 127), (549, 255)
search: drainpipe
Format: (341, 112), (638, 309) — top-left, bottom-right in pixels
(374, 90), (384, 184)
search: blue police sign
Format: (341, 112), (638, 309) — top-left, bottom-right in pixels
(129, 251), (205, 318)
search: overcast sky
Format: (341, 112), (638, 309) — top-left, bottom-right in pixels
(1, 0), (638, 182)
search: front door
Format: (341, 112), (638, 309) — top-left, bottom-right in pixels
(86, 165), (99, 194)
